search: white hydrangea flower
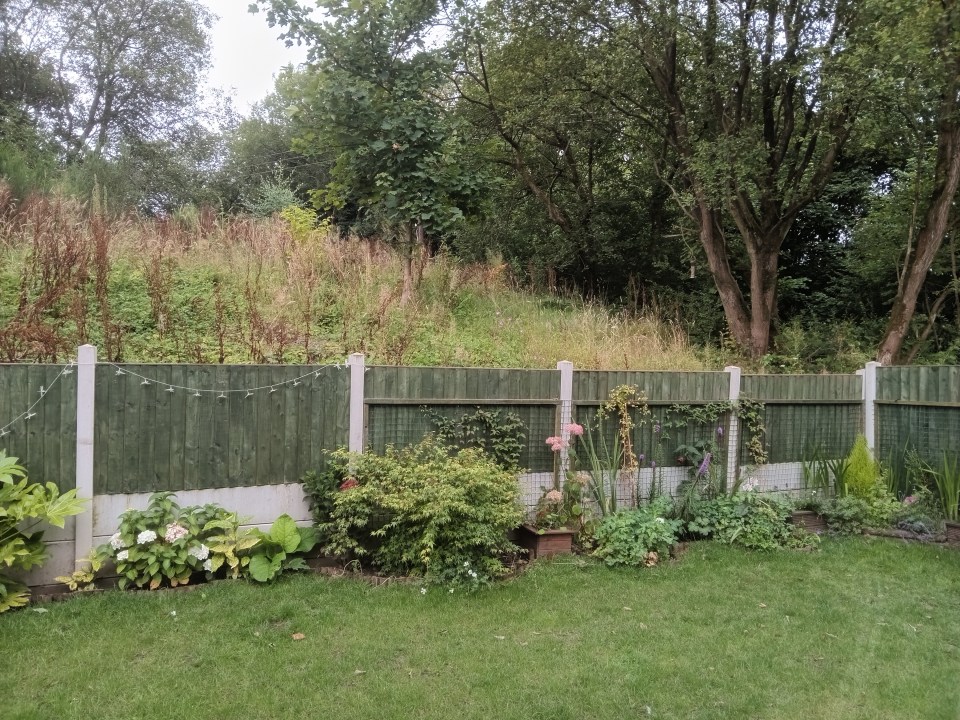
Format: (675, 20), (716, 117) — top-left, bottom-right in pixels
(137, 530), (157, 545)
(164, 523), (189, 543)
(188, 544), (209, 561)
(116, 549), (129, 562)
(655, 517), (666, 524)
(109, 533), (125, 550)
(202, 559), (212, 572)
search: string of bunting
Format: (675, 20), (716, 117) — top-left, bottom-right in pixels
(106, 361), (352, 398)
(0, 361), (75, 438)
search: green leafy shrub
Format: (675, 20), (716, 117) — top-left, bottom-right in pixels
(0, 451), (84, 611)
(818, 496), (872, 535)
(689, 492), (817, 551)
(247, 514), (317, 582)
(313, 439), (524, 585)
(592, 497), (682, 567)
(891, 486), (944, 536)
(842, 435), (881, 498)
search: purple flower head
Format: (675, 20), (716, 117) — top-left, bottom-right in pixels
(716, 426), (724, 438)
(696, 452), (712, 478)
(654, 423), (661, 434)
(650, 461), (656, 469)
(638, 453), (645, 462)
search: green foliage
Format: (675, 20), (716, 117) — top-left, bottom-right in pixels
(247, 514), (318, 582)
(313, 439), (524, 584)
(578, 417), (625, 518)
(817, 496), (872, 535)
(242, 176), (301, 218)
(801, 444), (849, 499)
(424, 407), (526, 470)
(0, 451), (84, 611)
(592, 498), (682, 567)
(203, 513), (259, 580)
(689, 493), (817, 552)
(890, 486), (944, 536)
(843, 435), (881, 499)
(926, 452), (960, 522)
(99, 492), (251, 590)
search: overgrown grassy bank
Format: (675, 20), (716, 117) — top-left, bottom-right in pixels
(4, 538), (959, 720)
(0, 192), (703, 369)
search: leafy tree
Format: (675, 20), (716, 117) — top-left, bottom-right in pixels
(42, 0), (212, 160)
(873, 0), (960, 363)
(561, 0), (876, 358)
(255, 0), (487, 302)
(447, 0), (684, 297)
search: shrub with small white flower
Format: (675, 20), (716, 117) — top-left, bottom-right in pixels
(97, 492), (243, 590)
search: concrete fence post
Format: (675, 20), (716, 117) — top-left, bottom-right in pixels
(724, 365), (742, 488)
(862, 361), (880, 457)
(557, 361), (574, 474)
(347, 353), (366, 454)
(75, 344), (96, 564)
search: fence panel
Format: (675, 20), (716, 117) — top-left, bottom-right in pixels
(0, 363), (76, 491)
(365, 366), (559, 473)
(876, 366), (960, 469)
(92, 364), (349, 494)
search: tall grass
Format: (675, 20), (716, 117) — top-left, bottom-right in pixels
(0, 187), (705, 369)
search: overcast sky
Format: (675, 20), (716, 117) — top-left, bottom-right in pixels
(200, 0), (310, 112)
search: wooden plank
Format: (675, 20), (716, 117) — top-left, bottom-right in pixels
(59, 365), (78, 493)
(168, 365), (188, 493)
(210, 366), (230, 486)
(151, 366), (173, 493)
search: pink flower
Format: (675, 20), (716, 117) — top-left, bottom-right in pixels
(545, 436), (569, 451)
(564, 423), (584, 437)
(340, 477), (359, 491)
(903, 495), (916, 505)
(544, 489), (563, 503)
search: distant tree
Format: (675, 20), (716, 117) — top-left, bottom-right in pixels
(42, 0), (212, 161)
(254, 0), (486, 302)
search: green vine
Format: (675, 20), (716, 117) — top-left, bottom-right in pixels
(598, 385), (651, 470)
(423, 407), (526, 470)
(661, 398), (768, 466)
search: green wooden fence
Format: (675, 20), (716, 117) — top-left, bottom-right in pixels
(741, 374), (863, 465)
(0, 364), (77, 491)
(876, 366), (960, 466)
(365, 366), (559, 472)
(92, 364), (349, 494)
(2, 358), (959, 497)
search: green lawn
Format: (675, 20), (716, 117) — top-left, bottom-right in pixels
(4, 538), (959, 720)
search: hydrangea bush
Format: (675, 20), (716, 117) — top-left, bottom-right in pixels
(100, 492), (242, 590)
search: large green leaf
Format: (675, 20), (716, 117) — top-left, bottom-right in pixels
(269, 514), (301, 553)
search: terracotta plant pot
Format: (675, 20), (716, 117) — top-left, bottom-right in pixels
(516, 524), (575, 559)
(789, 510), (828, 534)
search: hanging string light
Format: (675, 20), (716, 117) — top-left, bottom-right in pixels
(104, 362), (345, 398)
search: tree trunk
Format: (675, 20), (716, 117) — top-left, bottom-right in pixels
(877, 126), (960, 364)
(745, 241), (781, 360)
(694, 197), (752, 350)
(400, 222), (415, 306)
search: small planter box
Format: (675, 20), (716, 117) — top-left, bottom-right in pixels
(946, 521), (960, 547)
(517, 525), (575, 559)
(789, 510), (828, 534)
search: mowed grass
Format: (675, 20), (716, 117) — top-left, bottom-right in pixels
(4, 538), (959, 720)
